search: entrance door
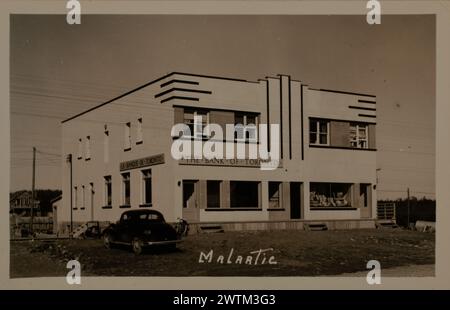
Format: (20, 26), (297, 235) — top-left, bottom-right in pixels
(182, 180), (199, 222)
(360, 184), (372, 218)
(290, 182), (302, 219)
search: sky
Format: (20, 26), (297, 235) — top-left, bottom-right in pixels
(10, 15), (436, 199)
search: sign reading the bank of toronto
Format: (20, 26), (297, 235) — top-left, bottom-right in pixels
(171, 118), (281, 170)
(179, 158), (282, 168)
(120, 154), (164, 171)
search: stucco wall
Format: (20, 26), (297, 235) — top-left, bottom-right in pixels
(305, 89), (376, 123)
(61, 84), (177, 225)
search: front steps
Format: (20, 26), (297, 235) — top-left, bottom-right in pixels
(186, 219), (376, 234)
(199, 224), (225, 234)
(304, 223), (328, 231)
(375, 220), (399, 229)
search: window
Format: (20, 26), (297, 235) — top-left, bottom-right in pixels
(104, 176), (112, 207)
(141, 169), (152, 206)
(73, 186), (78, 209)
(183, 110), (195, 136)
(121, 211), (163, 223)
(183, 109), (209, 139)
(230, 181), (260, 208)
(207, 181), (221, 208)
(124, 122), (131, 150)
(350, 123), (368, 149)
(77, 138), (82, 159)
(122, 172), (131, 206)
(81, 185), (85, 209)
(104, 128), (109, 163)
(136, 118), (143, 144)
(310, 183), (353, 208)
(268, 182), (282, 209)
(309, 119), (329, 145)
(85, 136), (91, 160)
(234, 113), (258, 142)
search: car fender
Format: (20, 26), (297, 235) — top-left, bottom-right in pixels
(103, 224), (116, 236)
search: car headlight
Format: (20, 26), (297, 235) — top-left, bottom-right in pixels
(143, 230), (152, 235)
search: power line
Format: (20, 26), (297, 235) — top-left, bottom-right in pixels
(379, 167), (435, 172)
(11, 164), (60, 168)
(377, 120), (434, 130)
(11, 90), (103, 104)
(377, 149), (435, 156)
(11, 111), (65, 120)
(12, 148), (61, 165)
(36, 150), (61, 157)
(11, 72), (130, 90)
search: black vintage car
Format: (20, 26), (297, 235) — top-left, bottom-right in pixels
(102, 209), (181, 255)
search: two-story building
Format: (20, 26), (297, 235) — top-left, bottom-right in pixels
(59, 72), (377, 233)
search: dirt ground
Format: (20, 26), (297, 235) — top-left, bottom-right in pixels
(10, 229), (435, 278)
(337, 264), (435, 277)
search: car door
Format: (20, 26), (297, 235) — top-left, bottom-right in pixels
(132, 213), (148, 242)
(120, 215), (134, 243)
(115, 213), (131, 243)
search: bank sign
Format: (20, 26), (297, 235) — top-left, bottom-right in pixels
(179, 158), (282, 168)
(120, 154), (165, 171)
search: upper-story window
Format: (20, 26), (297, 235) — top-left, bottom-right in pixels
(124, 122), (131, 151)
(234, 113), (258, 143)
(104, 128), (109, 163)
(350, 123), (368, 149)
(183, 109), (209, 139)
(85, 136), (91, 160)
(77, 138), (83, 159)
(309, 119), (329, 145)
(136, 118), (143, 144)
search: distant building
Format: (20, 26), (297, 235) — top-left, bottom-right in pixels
(59, 72), (377, 232)
(10, 190), (40, 216)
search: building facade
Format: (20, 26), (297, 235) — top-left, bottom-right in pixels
(59, 72), (377, 233)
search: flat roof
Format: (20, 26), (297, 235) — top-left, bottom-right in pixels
(308, 87), (376, 98)
(61, 72), (251, 123)
(61, 72), (376, 123)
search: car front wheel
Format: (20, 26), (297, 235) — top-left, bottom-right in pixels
(132, 237), (143, 255)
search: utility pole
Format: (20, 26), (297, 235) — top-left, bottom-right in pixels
(30, 147), (36, 235)
(66, 154), (73, 238)
(407, 187), (411, 228)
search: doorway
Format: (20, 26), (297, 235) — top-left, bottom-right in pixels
(360, 183), (372, 218)
(182, 180), (199, 222)
(290, 182), (302, 219)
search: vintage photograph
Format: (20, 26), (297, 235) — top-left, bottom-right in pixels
(10, 14), (435, 278)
